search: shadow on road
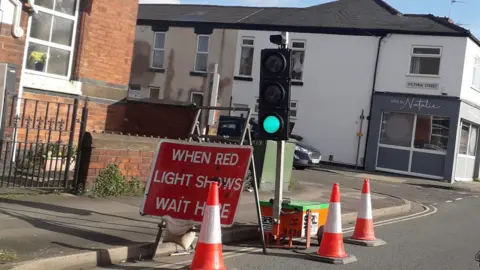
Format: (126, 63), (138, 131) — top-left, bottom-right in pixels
(0, 197), (156, 224)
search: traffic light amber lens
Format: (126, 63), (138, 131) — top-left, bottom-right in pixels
(263, 115), (281, 134)
(264, 84), (284, 104)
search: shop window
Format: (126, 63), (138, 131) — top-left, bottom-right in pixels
(459, 122), (478, 156)
(379, 112), (415, 147)
(380, 111), (450, 153)
(413, 115), (450, 152)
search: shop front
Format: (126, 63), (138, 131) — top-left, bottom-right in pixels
(454, 101), (480, 181)
(365, 92), (460, 182)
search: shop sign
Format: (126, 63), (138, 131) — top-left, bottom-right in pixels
(390, 97), (441, 111)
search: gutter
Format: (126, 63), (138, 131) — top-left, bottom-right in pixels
(362, 34), (386, 168)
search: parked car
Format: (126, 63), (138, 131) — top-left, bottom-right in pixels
(292, 139), (322, 170)
(217, 116), (321, 170)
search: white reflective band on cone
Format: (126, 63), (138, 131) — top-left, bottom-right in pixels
(198, 205), (222, 244)
(324, 202), (342, 234)
(358, 193), (373, 219)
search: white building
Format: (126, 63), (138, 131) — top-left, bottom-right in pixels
(228, 3), (480, 182)
(134, 0), (480, 182)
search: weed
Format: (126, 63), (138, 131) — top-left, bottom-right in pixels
(288, 177), (299, 191)
(125, 177), (144, 196)
(91, 164), (145, 197)
(0, 249), (17, 264)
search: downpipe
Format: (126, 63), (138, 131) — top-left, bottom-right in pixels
(362, 34), (386, 168)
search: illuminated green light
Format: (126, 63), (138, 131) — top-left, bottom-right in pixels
(263, 115), (281, 134)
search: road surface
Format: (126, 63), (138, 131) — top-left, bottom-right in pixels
(91, 192), (480, 270)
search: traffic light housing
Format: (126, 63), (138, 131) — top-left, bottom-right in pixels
(257, 48), (292, 141)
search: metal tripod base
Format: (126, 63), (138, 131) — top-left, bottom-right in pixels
(344, 237), (387, 247)
(306, 252), (358, 264)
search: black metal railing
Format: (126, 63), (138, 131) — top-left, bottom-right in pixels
(0, 95), (88, 190)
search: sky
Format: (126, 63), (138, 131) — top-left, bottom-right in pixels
(179, 0), (480, 37)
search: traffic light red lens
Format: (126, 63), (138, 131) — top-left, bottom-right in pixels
(263, 53), (286, 73)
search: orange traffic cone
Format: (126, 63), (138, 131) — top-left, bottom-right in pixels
(306, 183), (357, 264)
(345, 179), (386, 247)
(190, 181), (226, 270)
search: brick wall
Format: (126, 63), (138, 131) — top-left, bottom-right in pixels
(80, 132), (159, 188)
(75, 0), (138, 87)
(0, 8), (28, 82)
(18, 91), (199, 140)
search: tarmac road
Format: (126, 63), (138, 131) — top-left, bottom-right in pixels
(296, 169), (479, 205)
(92, 195), (480, 270)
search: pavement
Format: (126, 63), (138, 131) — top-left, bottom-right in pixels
(105, 194), (480, 270)
(0, 170), (411, 270)
(315, 164), (480, 193)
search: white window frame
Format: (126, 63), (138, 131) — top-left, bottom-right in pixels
(129, 84), (141, 91)
(25, 0), (80, 80)
(254, 97), (259, 113)
(458, 121), (478, 158)
(151, 32), (166, 69)
(472, 56), (480, 91)
(289, 100), (298, 119)
(408, 45), (442, 77)
(190, 91), (204, 105)
(128, 84), (142, 98)
(238, 37), (255, 77)
(291, 40), (306, 82)
(194, 35), (209, 73)
(148, 86), (161, 99)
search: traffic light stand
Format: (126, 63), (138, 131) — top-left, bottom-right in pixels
(272, 140), (285, 237)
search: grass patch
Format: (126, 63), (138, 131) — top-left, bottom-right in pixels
(0, 249), (17, 264)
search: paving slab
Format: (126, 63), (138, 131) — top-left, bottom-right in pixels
(0, 180), (408, 270)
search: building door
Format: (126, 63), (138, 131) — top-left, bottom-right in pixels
(376, 111), (450, 179)
(455, 121), (478, 181)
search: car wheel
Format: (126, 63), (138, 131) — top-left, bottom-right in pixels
(295, 166), (307, 170)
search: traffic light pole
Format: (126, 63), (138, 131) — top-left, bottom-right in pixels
(272, 140), (285, 237)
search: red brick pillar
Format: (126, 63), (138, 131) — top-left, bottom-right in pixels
(74, 0), (139, 100)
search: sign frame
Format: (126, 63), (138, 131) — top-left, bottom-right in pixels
(139, 139), (253, 227)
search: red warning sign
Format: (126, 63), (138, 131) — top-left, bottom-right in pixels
(140, 139), (253, 226)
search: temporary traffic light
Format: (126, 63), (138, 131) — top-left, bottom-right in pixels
(257, 48), (292, 141)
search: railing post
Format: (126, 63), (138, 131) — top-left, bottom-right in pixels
(64, 98), (79, 188)
(73, 98), (88, 189)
